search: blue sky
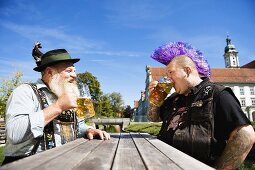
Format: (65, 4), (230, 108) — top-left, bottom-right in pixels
(0, 0), (254, 106)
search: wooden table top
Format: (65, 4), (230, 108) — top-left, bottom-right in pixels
(1, 133), (214, 170)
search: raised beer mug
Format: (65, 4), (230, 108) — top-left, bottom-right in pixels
(76, 79), (96, 120)
(149, 76), (173, 107)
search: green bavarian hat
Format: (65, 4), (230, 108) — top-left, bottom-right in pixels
(33, 49), (80, 72)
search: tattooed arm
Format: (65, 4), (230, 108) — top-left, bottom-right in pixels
(215, 125), (255, 170)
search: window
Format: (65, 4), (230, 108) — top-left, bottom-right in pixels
(226, 60), (229, 66)
(250, 87), (255, 95)
(240, 98), (246, 107)
(251, 98), (255, 106)
(239, 87), (244, 95)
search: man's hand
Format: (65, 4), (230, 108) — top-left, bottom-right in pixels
(86, 128), (111, 140)
(56, 93), (78, 112)
(44, 93), (77, 125)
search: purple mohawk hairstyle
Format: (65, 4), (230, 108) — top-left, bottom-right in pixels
(151, 41), (211, 77)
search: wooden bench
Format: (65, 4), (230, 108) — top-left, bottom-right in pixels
(0, 120), (6, 144)
(91, 118), (130, 131)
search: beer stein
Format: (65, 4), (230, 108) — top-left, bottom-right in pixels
(76, 79), (96, 120)
(149, 76), (173, 107)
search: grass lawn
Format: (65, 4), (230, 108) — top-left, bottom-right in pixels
(124, 122), (161, 136)
(0, 145), (4, 165)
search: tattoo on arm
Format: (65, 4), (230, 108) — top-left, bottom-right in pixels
(215, 126), (254, 170)
(147, 104), (161, 122)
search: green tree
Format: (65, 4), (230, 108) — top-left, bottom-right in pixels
(123, 105), (133, 118)
(100, 94), (114, 117)
(108, 92), (124, 114)
(0, 71), (23, 118)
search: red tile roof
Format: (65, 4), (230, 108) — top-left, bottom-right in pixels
(211, 68), (255, 83)
(241, 60), (255, 69)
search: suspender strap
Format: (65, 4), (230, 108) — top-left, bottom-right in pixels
(29, 83), (43, 155)
(29, 83), (56, 153)
(30, 83), (44, 110)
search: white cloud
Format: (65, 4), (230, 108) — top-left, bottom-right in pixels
(1, 21), (145, 58)
(1, 21), (97, 49)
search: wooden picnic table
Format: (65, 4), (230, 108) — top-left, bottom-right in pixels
(1, 133), (214, 170)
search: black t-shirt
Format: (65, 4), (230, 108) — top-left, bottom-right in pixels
(213, 90), (251, 155)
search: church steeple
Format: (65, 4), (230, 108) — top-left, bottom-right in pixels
(224, 35), (239, 68)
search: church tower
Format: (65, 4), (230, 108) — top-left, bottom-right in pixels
(224, 35), (239, 68)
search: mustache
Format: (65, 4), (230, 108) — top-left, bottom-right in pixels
(66, 78), (77, 84)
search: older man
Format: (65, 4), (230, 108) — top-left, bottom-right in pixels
(3, 49), (110, 164)
(148, 42), (255, 169)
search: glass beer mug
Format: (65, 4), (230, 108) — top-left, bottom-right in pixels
(76, 79), (96, 120)
(149, 76), (173, 107)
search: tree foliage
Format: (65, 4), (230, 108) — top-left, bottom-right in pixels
(0, 71), (23, 117)
(99, 92), (125, 117)
(108, 92), (124, 113)
(123, 105), (133, 118)
(99, 94), (114, 117)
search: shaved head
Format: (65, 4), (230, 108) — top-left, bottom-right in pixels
(169, 55), (197, 70)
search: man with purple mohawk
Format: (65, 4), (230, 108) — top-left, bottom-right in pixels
(148, 42), (255, 169)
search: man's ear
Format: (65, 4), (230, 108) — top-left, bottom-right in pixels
(184, 67), (192, 77)
(44, 67), (54, 76)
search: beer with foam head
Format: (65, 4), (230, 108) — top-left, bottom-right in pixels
(76, 78), (95, 119)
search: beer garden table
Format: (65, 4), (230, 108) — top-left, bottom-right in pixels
(1, 133), (214, 170)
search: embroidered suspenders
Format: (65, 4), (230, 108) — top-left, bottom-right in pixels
(29, 83), (56, 150)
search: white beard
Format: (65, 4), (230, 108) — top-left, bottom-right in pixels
(48, 73), (79, 98)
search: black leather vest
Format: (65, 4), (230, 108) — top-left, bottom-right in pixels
(158, 79), (238, 164)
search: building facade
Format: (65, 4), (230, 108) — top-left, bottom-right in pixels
(133, 36), (255, 122)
